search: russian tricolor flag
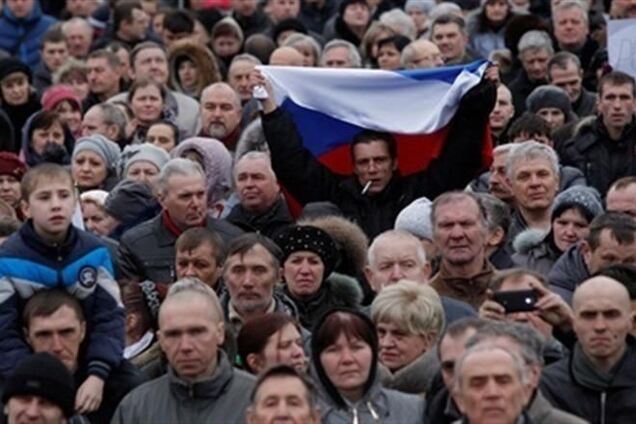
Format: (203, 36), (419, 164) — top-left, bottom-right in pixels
(259, 61), (492, 177)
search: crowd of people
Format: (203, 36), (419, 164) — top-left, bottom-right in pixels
(0, 0), (635, 423)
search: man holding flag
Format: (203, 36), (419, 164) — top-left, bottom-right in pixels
(251, 63), (497, 238)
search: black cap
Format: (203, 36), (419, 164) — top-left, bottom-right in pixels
(0, 57), (32, 83)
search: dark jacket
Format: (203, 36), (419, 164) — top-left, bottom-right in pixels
(540, 339), (636, 424)
(112, 352), (255, 424)
(117, 213), (243, 283)
(509, 70), (545, 117)
(0, 221), (124, 379)
(1, 93), (41, 153)
(300, 0), (337, 34)
(262, 79), (496, 239)
(573, 88), (597, 118)
(548, 244), (590, 305)
(561, 116), (636, 195)
(0, 2), (56, 68)
(32, 62), (52, 95)
(226, 197), (294, 239)
(283, 272), (363, 330)
(231, 9), (271, 39)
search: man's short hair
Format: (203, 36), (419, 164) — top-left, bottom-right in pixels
(594, 264), (636, 300)
(350, 130), (397, 161)
(176, 227), (226, 265)
(431, 191), (488, 229)
(41, 26), (66, 47)
(453, 343), (529, 390)
(465, 320), (545, 366)
(371, 279), (445, 336)
(547, 51), (582, 79)
(283, 33), (322, 62)
(164, 277), (223, 322)
(21, 163), (74, 201)
(163, 10), (195, 34)
(156, 158), (205, 197)
(517, 30), (554, 56)
(430, 13), (466, 35)
(130, 41), (166, 69)
(598, 71), (636, 98)
(437, 317), (487, 359)
(586, 212), (636, 250)
(553, 0), (589, 23)
(229, 53), (262, 69)
(61, 17), (92, 36)
(225, 233), (283, 270)
(113, 1), (143, 32)
(95, 103), (127, 139)
(249, 364), (316, 407)
(23, 289), (85, 330)
(476, 193), (510, 236)
(507, 112), (552, 143)
(320, 39), (362, 67)
(505, 141), (559, 180)
(87, 49), (121, 69)
(367, 229), (427, 268)
(608, 176), (636, 195)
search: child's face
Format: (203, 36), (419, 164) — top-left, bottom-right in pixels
(24, 177), (75, 242)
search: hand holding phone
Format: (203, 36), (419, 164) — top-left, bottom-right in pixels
(492, 289), (538, 313)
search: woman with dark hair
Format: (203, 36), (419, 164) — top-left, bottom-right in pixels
(377, 35), (411, 70)
(466, 0), (515, 60)
(275, 225), (362, 329)
(237, 312), (308, 374)
(311, 309), (425, 423)
(20, 110), (75, 167)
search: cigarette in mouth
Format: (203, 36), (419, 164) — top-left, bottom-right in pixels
(361, 181), (372, 195)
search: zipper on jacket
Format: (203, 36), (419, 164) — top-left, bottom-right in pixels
(599, 391), (606, 424)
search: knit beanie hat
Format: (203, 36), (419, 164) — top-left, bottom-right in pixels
(339, 0), (369, 15)
(526, 86), (575, 122)
(105, 179), (158, 223)
(2, 353), (75, 418)
(0, 57), (32, 83)
(0, 152), (27, 180)
(275, 225), (340, 278)
(72, 134), (121, 173)
(404, 0), (436, 13)
(120, 143), (170, 178)
(394, 197), (433, 241)
(551, 186), (603, 223)
(41, 84), (82, 113)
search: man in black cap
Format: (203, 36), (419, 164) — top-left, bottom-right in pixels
(2, 353), (75, 424)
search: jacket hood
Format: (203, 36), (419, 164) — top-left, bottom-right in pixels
(297, 215), (369, 277)
(310, 308), (379, 408)
(513, 228), (549, 255)
(167, 39), (221, 97)
(233, 118), (268, 162)
(20, 111), (74, 167)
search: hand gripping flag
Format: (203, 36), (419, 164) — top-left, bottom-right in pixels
(259, 60), (493, 177)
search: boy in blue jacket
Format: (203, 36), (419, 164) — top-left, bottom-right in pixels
(0, 163), (124, 415)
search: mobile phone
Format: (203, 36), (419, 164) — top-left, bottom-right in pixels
(492, 290), (537, 313)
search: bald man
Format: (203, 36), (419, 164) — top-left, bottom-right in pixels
(540, 276), (636, 423)
(401, 39), (444, 69)
(269, 46), (304, 66)
(199, 83), (243, 150)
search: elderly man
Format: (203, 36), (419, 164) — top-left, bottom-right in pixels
(227, 152), (293, 238)
(108, 42), (200, 138)
(606, 177), (636, 219)
(452, 344), (531, 424)
(552, 0), (599, 71)
(319, 39), (362, 68)
(175, 227), (226, 293)
(247, 365), (320, 424)
(81, 103), (127, 144)
(228, 54), (262, 105)
(118, 159), (242, 283)
(1, 353), (75, 424)
(509, 30), (554, 115)
(113, 278), (256, 424)
(22, 290), (145, 423)
(401, 39), (444, 69)
(429, 192), (497, 309)
(506, 141), (560, 243)
(365, 229), (475, 323)
(220, 233), (299, 335)
(540, 276), (636, 422)
(466, 322), (587, 424)
(549, 212), (636, 304)
(548, 51), (596, 118)
(561, 71), (636, 194)
(199, 82), (243, 151)
(62, 17), (93, 59)
(429, 13), (472, 65)
(269, 46), (305, 66)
